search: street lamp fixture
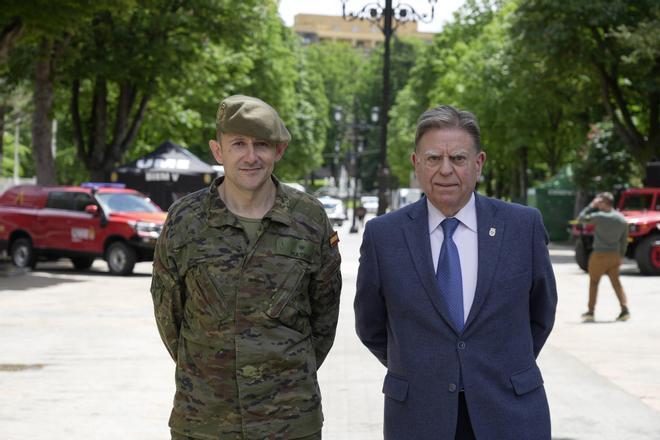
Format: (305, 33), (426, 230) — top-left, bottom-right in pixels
(341, 0), (436, 215)
(341, 1), (437, 26)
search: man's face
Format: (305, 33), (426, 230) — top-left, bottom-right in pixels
(411, 127), (486, 217)
(209, 133), (287, 194)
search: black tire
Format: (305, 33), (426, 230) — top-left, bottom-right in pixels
(71, 257), (95, 270)
(634, 235), (660, 275)
(575, 239), (590, 272)
(105, 242), (136, 275)
(10, 237), (36, 269)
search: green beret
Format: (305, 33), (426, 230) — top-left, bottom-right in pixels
(216, 95), (291, 143)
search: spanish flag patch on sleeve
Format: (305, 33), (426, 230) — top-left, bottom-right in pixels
(329, 231), (339, 247)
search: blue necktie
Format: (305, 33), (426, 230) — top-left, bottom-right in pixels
(436, 218), (464, 332)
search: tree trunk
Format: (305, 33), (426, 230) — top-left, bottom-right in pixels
(72, 74), (150, 181)
(31, 38), (57, 185)
(574, 187), (590, 218)
(0, 104), (5, 175)
(0, 17), (23, 64)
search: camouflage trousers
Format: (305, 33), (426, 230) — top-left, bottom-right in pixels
(171, 431), (322, 440)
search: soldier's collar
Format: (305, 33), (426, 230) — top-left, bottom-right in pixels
(205, 176), (241, 228)
(263, 176), (293, 226)
(205, 175), (293, 227)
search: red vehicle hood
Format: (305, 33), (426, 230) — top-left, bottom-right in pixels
(108, 211), (167, 223)
(622, 210), (660, 224)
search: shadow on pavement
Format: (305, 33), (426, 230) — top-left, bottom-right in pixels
(549, 253), (577, 265)
(32, 266), (152, 278)
(0, 273), (84, 291)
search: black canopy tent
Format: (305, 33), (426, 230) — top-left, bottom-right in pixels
(111, 141), (217, 210)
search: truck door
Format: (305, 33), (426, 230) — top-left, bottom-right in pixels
(67, 192), (103, 253)
(41, 191), (75, 250)
(43, 191), (101, 253)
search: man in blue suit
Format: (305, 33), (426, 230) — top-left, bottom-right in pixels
(354, 105), (557, 440)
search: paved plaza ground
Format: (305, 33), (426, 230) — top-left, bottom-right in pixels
(1, 217), (659, 439)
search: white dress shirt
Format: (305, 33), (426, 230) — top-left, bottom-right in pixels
(428, 193), (478, 324)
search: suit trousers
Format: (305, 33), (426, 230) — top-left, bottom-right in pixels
(456, 391), (476, 440)
(587, 251), (628, 311)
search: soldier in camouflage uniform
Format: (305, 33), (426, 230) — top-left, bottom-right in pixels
(151, 95), (342, 440)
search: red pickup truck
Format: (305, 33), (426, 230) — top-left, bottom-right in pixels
(0, 183), (166, 275)
(572, 187), (660, 275)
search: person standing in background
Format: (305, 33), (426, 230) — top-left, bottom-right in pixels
(578, 192), (630, 323)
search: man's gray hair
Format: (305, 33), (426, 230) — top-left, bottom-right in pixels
(415, 105), (481, 151)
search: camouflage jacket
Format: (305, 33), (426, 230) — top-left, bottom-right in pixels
(151, 177), (342, 439)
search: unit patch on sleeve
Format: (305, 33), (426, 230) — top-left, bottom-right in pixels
(329, 231), (339, 247)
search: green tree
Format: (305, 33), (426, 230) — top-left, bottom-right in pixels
(126, 2), (327, 183)
(513, 0), (660, 165)
(357, 36), (426, 192)
(305, 41), (366, 184)
(67, 0), (265, 181)
(1, 0), (122, 184)
(389, 0), (596, 200)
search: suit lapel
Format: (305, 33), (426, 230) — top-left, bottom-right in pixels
(402, 197), (457, 331)
(465, 193), (505, 329)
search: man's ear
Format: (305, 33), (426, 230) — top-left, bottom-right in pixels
(475, 151), (487, 177)
(209, 139), (223, 164)
(274, 142), (289, 162)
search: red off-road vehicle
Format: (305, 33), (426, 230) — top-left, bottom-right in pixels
(0, 183), (166, 275)
(572, 187), (660, 275)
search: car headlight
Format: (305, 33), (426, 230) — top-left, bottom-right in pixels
(128, 221), (162, 240)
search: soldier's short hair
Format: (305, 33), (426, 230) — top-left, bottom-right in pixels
(415, 105), (481, 151)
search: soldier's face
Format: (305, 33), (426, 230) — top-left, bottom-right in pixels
(411, 128), (485, 217)
(209, 133), (287, 194)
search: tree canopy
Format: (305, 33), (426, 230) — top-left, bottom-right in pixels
(1, 0), (656, 201)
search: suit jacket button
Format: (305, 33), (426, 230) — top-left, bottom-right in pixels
(457, 341), (466, 350)
(448, 383), (457, 393)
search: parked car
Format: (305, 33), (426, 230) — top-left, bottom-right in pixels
(317, 196), (347, 227)
(571, 187), (660, 275)
(282, 182), (306, 193)
(360, 195), (379, 214)
(0, 183), (166, 275)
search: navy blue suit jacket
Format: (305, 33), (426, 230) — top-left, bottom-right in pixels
(354, 193), (557, 440)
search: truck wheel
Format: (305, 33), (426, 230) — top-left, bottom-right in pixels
(106, 242), (136, 275)
(575, 240), (591, 272)
(10, 238), (36, 269)
(634, 235), (660, 275)
(71, 257), (95, 270)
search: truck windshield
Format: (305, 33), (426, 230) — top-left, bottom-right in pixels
(96, 193), (161, 213)
(620, 194), (652, 211)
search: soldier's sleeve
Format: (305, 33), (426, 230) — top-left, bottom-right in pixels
(308, 216), (342, 369)
(150, 216), (185, 362)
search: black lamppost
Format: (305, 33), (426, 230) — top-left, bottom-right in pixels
(334, 102), (379, 233)
(341, 0), (437, 215)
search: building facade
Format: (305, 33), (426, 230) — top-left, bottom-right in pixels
(293, 14), (435, 48)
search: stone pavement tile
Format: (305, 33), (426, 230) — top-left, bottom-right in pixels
(1, 234), (659, 439)
(542, 345), (660, 440)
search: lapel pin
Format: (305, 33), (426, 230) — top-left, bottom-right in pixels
(489, 227), (496, 237)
